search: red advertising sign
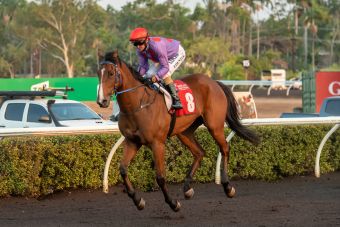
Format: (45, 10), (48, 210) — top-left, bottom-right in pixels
(315, 72), (340, 112)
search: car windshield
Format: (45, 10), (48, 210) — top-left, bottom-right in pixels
(50, 103), (101, 121)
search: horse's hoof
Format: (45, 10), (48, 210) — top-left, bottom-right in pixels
(184, 188), (194, 199)
(227, 186), (236, 198)
(137, 198), (145, 210)
(170, 200), (181, 212)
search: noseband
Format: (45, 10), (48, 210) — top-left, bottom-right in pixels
(100, 61), (144, 96)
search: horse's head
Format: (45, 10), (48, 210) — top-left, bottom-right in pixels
(97, 50), (121, 108)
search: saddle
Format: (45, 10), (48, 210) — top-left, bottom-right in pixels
(152, 80), (196, 117)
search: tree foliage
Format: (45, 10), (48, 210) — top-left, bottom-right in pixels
(0, 0), (339, 79)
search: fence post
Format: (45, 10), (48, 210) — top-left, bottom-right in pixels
(302, 71), (316, 113)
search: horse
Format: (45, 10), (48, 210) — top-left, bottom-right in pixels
(97, 50), (260, 212)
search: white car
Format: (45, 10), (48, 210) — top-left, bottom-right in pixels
(110, 99), (120, 122)
(0, 92), (114, 128)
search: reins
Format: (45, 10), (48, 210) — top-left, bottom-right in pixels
(115, 84), (145, 96)
(119, 87), (158, 115)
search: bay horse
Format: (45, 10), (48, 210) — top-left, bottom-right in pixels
(97, 50), (260, 212)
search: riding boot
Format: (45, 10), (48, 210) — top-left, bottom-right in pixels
(166, 83), (183, 109)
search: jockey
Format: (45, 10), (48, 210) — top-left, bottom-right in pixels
(129, 27), (185, 109)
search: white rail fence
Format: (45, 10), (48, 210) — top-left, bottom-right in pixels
(1, 117), (339, 193)
(0, 125), (120, 136)
(220, 80), (302, 96)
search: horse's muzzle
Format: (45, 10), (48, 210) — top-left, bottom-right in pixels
(97, 99), (110, 108)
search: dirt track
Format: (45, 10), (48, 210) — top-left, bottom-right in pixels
(0, 172), (339, 226)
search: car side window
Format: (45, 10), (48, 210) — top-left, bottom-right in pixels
(5, 103), (25, 121)
(27, 104), (49, 123)
(325, 100), (340, 115)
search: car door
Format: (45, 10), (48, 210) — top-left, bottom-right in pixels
(1, 102), (26, 128)
(25, 102), (55, 128)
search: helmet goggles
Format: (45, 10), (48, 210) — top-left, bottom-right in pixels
(132, 39), (146, 46)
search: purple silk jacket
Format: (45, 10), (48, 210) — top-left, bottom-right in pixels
(137, 36), (180, 79)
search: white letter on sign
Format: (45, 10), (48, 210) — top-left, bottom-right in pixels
(328, 81), (340, 95)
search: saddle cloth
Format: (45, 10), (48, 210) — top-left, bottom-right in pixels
(156, 80), (196, 116)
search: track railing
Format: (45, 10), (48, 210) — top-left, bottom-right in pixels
(1, 117), (339, 193)
(219, 80), (302, 96)
(0, 125), (120, 136)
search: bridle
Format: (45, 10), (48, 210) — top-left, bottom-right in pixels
(100, 61), (144, 96)
(100, 61), (122, 95)
(99, 60), (157, 114)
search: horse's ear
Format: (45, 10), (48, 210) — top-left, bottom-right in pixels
(113, 49), (119, 59)
(104, 50), (120, 65)
(113, 49), (121, 66)
(98, 52), (104, 63)
(104, 51), (115, 63)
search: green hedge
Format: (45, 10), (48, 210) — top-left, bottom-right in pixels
(0, 125), (339, 197)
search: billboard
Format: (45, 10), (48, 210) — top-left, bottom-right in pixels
(0, 77), (98, 101)
(315, 72), (340, 112)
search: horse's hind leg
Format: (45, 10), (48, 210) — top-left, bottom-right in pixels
(119, 140), (145, 210)
(177, 127), (204, 199)
(206, 125), (236, 198)
(151, 141), (181, 212)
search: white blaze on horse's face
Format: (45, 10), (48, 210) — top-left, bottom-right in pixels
(98, 68), (105, 101)
(97, 67), (111, 108)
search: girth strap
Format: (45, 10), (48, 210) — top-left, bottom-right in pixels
(167, 111), (176, 138)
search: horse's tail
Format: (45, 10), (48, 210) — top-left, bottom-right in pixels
(216, 81), (260, 145)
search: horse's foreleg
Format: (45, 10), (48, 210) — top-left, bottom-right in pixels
(119, 140), (145, 210)
(152, 142), (181, 212)
(177, 132), (204, 200)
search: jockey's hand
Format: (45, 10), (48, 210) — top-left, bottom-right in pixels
(150, 75), (158, 83)
(142, 75), (158, 86)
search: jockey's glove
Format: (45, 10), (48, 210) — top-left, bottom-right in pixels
(141, 75), (158, 86)
(150, 75), (158, 83)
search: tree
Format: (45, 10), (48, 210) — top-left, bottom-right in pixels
(323, 0), (340, 65)
(186, 36), (232, 79)
(31, 0), (94, 78)
(290, 0), (329, 69)
(0, 0), (26, 78)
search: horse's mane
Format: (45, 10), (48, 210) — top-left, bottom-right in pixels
(122, 60), (141, 81)
(104, 51), (141, 81)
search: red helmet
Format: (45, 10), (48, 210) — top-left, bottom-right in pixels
(129, 27), (149, 41)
